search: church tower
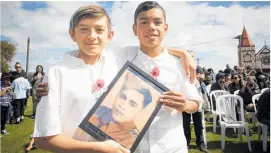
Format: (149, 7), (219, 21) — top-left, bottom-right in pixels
(237, 26), (256, 71)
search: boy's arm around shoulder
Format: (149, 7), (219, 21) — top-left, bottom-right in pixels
(167, 47), (196, 83)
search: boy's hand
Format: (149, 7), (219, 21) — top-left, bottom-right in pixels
(36, 83), (49, 98)
(182, 51), (196, 83)
(99, 140), (130, 153)
(159, 91), (187, 112)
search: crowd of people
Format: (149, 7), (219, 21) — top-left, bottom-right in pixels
(0, 62), (45, 151)
(1, 1), (270, 153)
(202, 64), (270, 129)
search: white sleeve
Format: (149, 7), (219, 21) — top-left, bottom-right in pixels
(110, 46), (129, 67)
(180, 78), (203, 110)
(33, 67), (62, 137)
(110, 46), (139, 67)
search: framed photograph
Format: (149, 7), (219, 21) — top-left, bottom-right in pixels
(78, 61), (170, 152)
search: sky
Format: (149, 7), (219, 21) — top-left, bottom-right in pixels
(1, 1), (270, 73)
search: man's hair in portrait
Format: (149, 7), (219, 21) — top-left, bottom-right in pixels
(69, 4), (112, 32)
(134, 1), (166, 25)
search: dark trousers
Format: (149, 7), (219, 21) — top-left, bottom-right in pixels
(183, 111), (204, 145)
(11, 99), (26, 119)
(1, 105), (10, 131)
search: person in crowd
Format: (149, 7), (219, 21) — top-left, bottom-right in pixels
(210, 73), (227, 92)
(237, 67), (247, 81)
(183, 65), (208, 153)
(0, 72), (13, 135)
(255, 68), (268, 90)
(238, 76), (260, 112)
(233, 65), (238, 74)
(207, 68), (216, 83)
(10, 62), (27, 82)
(255, 68), (265, 82)
(227, 73), (245, 94)
(210, 73), (227, 111)
(204, 75), (212, 86)
(10, 62), (30, 117)
(224, 74), (232, 89)
(224, 64), (233, 75)
(31, 65), (45, 118)
(11, 73), (31, 124)
(256, 89), (270, 131)
(256, 74), (268, 90)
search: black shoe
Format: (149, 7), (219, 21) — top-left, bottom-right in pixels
(197, 143), (208, 153)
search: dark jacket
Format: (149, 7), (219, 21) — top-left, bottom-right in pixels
(256, 89), (270, 130)
(228, 80), (244, 94)
(210, 82), (228, 92)
(238, 83), (260, 106)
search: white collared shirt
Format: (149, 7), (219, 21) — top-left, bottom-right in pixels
(33, 50), (119, 139)
(113, 46), (203, 153)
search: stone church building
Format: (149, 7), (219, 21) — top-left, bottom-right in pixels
(236, 26), (270, 74)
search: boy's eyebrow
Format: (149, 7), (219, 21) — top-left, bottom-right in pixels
(139, 17), (149, 20)
(95, 25), (106, 28)
(139, 17), (163, 20)
(154, 18), (163, 20)
(78, 24), (88, 27)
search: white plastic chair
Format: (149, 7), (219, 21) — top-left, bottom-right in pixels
(258, 123), (268, 152)
(245, 94), (261, 128)
(209, 90), (230, 133)
(261, 88), (269, 93)
(216, 95), (252, 152)
(234, 90), (240, 95)
(201, 111), (207, 147)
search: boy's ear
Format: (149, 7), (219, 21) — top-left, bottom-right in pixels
(69, 30), (76, 42)
(133, 24), (137, 36)
(108, 30), (114, 41)
(164, 24), (168, 35)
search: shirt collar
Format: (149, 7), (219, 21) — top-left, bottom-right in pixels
(63, 50), (107, 67)
(136, 47), (169, 62)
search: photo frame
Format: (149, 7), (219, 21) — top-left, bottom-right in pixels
(79, 61), (170, 152)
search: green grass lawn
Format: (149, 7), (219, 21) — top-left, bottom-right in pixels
(1, 97), (269, 153)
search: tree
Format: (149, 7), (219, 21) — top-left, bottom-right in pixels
(1, 40), (17, 72)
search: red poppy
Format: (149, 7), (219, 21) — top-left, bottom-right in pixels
(150, 67), (160, 79)
(92, 79), (104, 91)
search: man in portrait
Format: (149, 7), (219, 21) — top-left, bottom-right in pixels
(89, 73), (152, 149)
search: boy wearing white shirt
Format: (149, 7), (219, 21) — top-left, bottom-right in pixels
(113, 2), (202, 153)
(34, 2), (198, 153)
(33, 5), (130, 153)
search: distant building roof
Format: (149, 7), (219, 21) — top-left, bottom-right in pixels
(256, 45), (270, 56)
(241, 26), (255, 47)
